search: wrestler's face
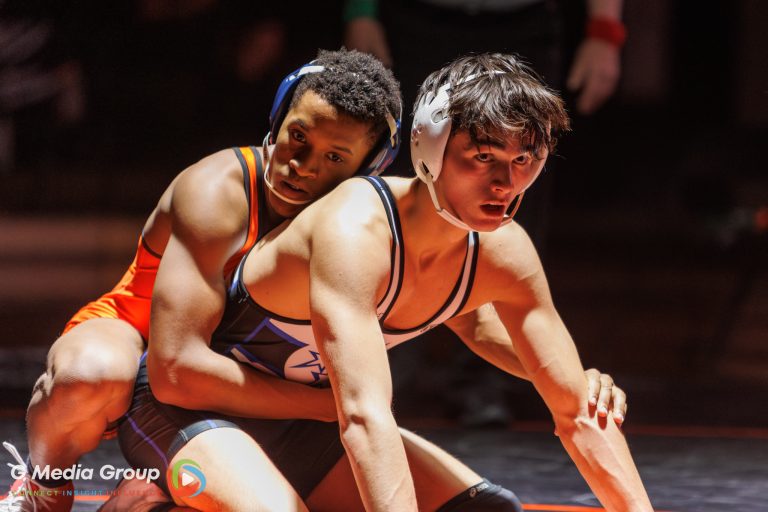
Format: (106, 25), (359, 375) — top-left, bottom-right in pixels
(266, 90), (376, 218)
(436, 129), (548, 232)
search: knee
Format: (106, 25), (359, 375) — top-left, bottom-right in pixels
(54, 335), (138, 386)
(436, 480), (523, 512)
(47, 340), (139, 407)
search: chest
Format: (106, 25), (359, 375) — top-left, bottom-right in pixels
(382, 245), (470, 330)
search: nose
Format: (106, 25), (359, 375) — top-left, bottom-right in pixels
(491, 165), (514, 194)
(289, 153), (318, 179)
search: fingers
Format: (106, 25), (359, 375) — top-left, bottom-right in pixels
(611, 385), (628, 426)
(586, 368), (628, 427)
(585, 367), (601, 407)
(576, 70), (618, 115)
(566, 40), (621, 115)
(565, 54), (586, 93)
(595, 372), (614, 419)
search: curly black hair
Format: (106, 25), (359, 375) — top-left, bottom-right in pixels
(290, 48), (401, 144)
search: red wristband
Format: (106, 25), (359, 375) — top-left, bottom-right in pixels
(586, 17), (627, 47)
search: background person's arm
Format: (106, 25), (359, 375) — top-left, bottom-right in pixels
(567, 0), (625, 114)
(342, 0), (392, 67)
(146, 159), (336, 422)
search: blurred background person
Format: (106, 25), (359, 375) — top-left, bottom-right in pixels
(0, 0), (85, 173)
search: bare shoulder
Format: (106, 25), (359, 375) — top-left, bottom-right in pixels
(169, 149), (249, 242)
(304, 177), (390, 239)
(476, 220), (546, 291)
(300, 177), (393, 278)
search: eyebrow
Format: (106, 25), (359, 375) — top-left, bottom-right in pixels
(464, 138), (507, 151)
(291, 119), (354, 155)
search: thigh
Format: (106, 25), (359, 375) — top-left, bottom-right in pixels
(169, 427), (308, 512)
(119, 378), (335, 511)
(306, 427), (483, 512)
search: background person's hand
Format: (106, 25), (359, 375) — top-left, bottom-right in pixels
(566, 38), (621, 115)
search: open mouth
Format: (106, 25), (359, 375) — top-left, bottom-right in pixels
(278, 179), (308, 199)
(283, 181), (303, 192)
(480, 204), (505, 216)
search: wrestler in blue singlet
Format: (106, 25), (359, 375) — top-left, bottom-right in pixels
(118, 176), (479, 499)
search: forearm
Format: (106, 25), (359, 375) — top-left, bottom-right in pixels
(464, 340), (528, 380)
(447, 305), (529, 380)
(496, 301), (650, 509)
(149, 344), (335, 421)
(556, 409), (652, 511)
(340, 410), (417, 511)
(343, 0), (378, 21)
(586, 0), (622, 19)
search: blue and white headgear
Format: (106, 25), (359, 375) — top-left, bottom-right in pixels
(263, 62), (401, 205)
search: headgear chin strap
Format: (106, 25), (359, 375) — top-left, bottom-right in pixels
(264, 61), (401, 178)
(421, 167), (525, 231)
(411, 72), (525, 231)
(261, 135), (312, 206)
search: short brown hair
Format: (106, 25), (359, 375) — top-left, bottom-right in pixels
(414, 53), (570, 158)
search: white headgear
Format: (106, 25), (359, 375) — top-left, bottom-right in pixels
(410, 72), (525, 231)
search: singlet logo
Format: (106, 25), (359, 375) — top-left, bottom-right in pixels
(168, 458), (206, 498)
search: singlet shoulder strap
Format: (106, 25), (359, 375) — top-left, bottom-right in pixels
(138, 233), (162, 259)
(226, 146), (265, 277)
(379, 231), (479, 347)
(235, 146), (265, 249)
(358, 176), (404, 320)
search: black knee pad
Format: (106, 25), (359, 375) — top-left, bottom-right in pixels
(436, 479), (523, 512)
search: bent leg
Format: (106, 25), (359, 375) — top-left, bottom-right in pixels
(27, 318), (144, 472)
(168, 427), (308, 512)
(307, 426), (499, 511)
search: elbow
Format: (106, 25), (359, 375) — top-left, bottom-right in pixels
(337, 399), (393, 444)
(147, 354), (196, 408)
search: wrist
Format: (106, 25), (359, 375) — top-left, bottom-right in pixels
(585, 17), (627, 48)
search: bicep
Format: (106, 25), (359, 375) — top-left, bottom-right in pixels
(149, 175), (245, 362)
(151, 234), (227, 355)
(308, 226), (392, 413)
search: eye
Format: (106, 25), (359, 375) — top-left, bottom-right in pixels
(327, 152), (344, 163)
(475, 152), (494, 163)
(513, 154), (531, 165)
(290, 130), (307, 143)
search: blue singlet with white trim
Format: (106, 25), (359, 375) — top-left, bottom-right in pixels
(210, 176), (479, 385)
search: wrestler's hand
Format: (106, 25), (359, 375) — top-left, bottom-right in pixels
(344, 17), (393, 68)
(585, 368), (627, 426)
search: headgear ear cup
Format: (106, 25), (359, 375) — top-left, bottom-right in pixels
(361, 106), (401, 176)
(266, 63), (401, 176)
(411, 84), (453, 183)
(268, 64), (325, 144)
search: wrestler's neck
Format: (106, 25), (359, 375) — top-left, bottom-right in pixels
(398, 178), (471, 255)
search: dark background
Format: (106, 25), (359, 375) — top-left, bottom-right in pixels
(1, 0), (766, 428)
